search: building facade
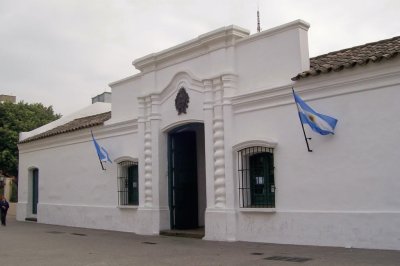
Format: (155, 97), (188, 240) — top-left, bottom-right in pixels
(17, 20), (400, 250)
(0, 94), (16, 103)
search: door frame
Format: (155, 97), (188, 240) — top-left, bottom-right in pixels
(28, 167), (39, 218)
(167, 123), (205, 230)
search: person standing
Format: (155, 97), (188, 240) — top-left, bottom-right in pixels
(0, 195), (9, 226)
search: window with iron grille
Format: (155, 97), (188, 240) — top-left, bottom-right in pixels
(117, 161), (138, 206)
(237, 146), (275, 208)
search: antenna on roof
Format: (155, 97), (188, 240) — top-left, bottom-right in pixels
(257, 4), (261, 33)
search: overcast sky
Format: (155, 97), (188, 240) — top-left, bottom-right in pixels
(1, 0), (399, 116)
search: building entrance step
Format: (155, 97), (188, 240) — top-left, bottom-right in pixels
(160, 228), (204, 239)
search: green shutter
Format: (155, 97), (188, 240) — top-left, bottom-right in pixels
(249, 152), (274, 207)
(128, 165), (138, 205)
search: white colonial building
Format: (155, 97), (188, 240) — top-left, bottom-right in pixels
(17, 20), (400, 250)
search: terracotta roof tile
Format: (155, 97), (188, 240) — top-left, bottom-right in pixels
(19, 111), (111, 144)
(292, 36), (400, 80)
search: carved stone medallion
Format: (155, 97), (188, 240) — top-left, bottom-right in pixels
(175, 87), (189, 115)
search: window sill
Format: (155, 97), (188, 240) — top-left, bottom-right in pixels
(117, 205), (138, 209)
(239, 208), (276, 213)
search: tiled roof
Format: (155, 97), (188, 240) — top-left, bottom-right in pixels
(292, 36), (400, 80)
(19, 111), (111, 144)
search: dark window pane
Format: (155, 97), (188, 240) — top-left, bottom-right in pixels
(237, 147), (274, 208)
(118, 161), (138, 206)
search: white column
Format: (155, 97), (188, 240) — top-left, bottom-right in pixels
(138, 95), (164, 235)
(149, 94), (163, 234)
(221, 74), (237, 209)
(204, 75), (238, 242)
(150, 94), (161, 209)
(203, 80), (215, 209)
(212, 78), (226, 208)
(221, 74), (238, 240)
(137, 97), (146, 208)
(143, 96), (153, 208)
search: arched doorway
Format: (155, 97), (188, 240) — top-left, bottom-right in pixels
(168, 123), (206, 230)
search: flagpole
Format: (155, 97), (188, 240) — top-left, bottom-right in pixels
(292, 87), (313, 152)
(91, 130), (106, 170)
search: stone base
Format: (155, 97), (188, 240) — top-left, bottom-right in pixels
(203, 208), (236, 241)
(136, 207), (169, 235)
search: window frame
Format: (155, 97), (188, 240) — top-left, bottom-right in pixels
(233, 140), (277, 210)
(117, 160), (139, 206)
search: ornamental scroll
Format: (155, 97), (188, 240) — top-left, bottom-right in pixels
(175, 87), (189, 115)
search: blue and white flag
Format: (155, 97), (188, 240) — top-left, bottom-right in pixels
(91, 132), (112, 163)
(293, 92), (338, 135)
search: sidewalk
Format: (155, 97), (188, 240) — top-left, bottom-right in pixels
(7, 202), (16, 216)
(1, 216), (399, 266)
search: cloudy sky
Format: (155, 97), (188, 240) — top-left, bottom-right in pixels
(1, 0), (399, 116)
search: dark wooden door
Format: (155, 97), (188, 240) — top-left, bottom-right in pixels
(169, 131), (198, 229)
(32, 169), (39, 214)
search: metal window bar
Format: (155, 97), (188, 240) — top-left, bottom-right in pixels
(117, 161), (138, 206)
(237, 146), (275, 208)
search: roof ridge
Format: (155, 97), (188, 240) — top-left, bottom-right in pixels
(293, 35), (400, 80)
(72, 111), (111, 121)
(19, 111), (112, 144)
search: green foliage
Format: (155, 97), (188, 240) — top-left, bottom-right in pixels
(0, 101), (61, 178)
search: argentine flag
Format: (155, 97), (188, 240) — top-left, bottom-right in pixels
(293, 92), (338, 135)
(91, 132), (112, 163)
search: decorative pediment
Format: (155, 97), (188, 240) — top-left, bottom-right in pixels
(158, 71), (202, 105)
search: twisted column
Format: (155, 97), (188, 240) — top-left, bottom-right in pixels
(143, 97), (153, 207)
(212, 78), (226, 208)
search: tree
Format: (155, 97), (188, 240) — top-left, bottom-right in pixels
(0, 101), (61, 178)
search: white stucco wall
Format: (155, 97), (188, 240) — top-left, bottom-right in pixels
(230, 61), (400, 250)
(235, 20), (310, 92)
(108, 75), (142, 124)
(18, 123), (143, 233)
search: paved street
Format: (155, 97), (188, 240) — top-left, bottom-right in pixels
(1, 215), (399, 266)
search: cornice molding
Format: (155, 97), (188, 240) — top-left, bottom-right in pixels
(294, 59), (400, 90)
(232, 66), (400, 114)
(133, 25), (249, 73)
(109, 72), (142, 87)
(232, 84), (292, 114)
(293, 64), (400, 102)
(236, 19), (310, 46)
